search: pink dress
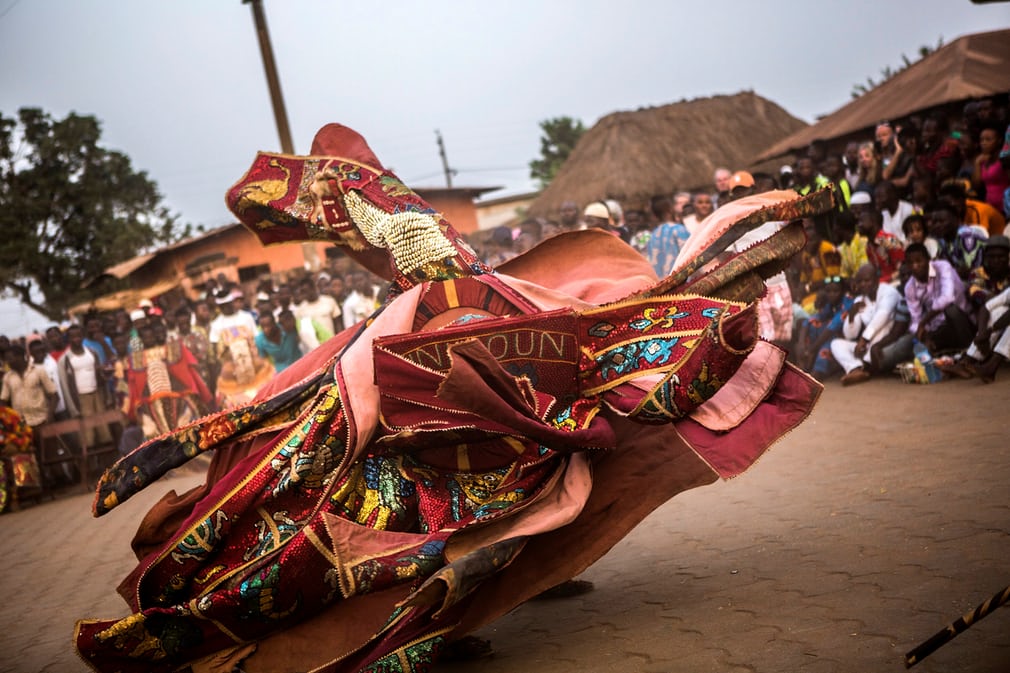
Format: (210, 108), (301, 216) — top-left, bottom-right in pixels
(980, 159), (1009, 212)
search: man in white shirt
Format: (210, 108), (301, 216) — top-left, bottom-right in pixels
(875, 180), (917, 243)
(295, 276), (341, 341)
(57, 324), (113, 447)
(342, 272), (377, 330)
(830, 264), (911, 385)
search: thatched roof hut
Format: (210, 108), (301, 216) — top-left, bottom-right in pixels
(526, 91), (807, 218)
(756, 28), (1010, 162)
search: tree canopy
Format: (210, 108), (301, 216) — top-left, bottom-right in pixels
(529, 116), (585, 189)
(0, 108), (189, 320)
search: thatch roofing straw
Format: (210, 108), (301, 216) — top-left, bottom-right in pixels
(527, 91), (807, 218)
(756, 28), (1010, 162)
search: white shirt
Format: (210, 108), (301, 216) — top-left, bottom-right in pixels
(342, 291), (376, 330)
(209, 311), (258, 345)
(842, 282), (902, 345)
(66, 349), (99, 394)
(296, 295), (341, 337)
(41, 354), (66, 413)
(880, 200), (916, 243)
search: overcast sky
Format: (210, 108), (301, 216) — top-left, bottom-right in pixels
(1, 0), (1008, 335)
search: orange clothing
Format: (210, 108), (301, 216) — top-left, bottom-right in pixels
(965, 198), (1006, 236)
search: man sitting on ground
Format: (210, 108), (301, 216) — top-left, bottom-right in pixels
(903, 243), (974, 354)
(830, 264), (911, 385)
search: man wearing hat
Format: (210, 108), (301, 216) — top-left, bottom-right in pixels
(726, 171), (755, 203)
(208, 288), (273, 407)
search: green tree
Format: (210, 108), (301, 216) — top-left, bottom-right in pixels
(529, 116), (585, 188)
(0, 108), (189, 320)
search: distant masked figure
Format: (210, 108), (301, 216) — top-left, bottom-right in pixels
(122, 325), (214, 440)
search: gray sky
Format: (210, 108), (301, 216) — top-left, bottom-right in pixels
(1, 0), (1008, 336)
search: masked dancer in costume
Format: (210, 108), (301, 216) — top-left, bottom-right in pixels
(75, 124), (834, 673)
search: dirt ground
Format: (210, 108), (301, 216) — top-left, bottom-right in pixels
(1, 371), (1007, 673)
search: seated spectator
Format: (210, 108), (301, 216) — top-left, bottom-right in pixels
(959, 283), (1010, 383)
(938, 181), (1005, 236)
(858, 209), (905, 284)
(789, 218), (841, 314)
(854, 142), (881, 194)
(794, 276), (853, 380)
(883, 124), (920, 197)
(830, 264), (912, 385)
(644, 195), (690, 276)
(902, 213), (940, 259)
(903, 243), (974, 354)
(833, 209), (867, 279)
(973, 121), (1010, 216)
(875, 180), (917, 243)
(968, 235), (1010, 309)
(928, 201), (988, 279)
(917, 114), (960, 179)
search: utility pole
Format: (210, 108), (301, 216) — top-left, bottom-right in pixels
(242, 0), (319, 270)
(435, 129), (453, 188)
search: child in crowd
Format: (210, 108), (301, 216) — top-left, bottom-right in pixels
(901, 213), (939, 259)
(794, 276), (853, 380)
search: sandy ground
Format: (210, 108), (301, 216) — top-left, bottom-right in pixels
(1, 373), (1007, 673)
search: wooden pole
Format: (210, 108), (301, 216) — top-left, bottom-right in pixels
(904, 584), (1010, 667)
(243, 0), (319, 270)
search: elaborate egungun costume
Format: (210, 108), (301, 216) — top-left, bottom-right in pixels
(76, 125), (833, 673)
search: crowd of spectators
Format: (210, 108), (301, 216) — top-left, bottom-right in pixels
(2, 94), (1008, 506)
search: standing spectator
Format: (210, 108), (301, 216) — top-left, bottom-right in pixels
(175, 305), (213, 396)
(1, 342), (58, 487)
(45, 325), (66, 363)
(0, 404), (42, 512)
(296, 276), (340, 343)
(672, 192), (692, 223)
(57, 324), (113, 449)
(830, 264), (911, 385)
(682, 192), (714, 235)
(209, 290), (273, 408)
(644, 195), (690, 276)
(713, 167), (731, 207)
(255, 312), (302, 373)
(342, 272), (378, 330)
(834, 209), (868, 279)
(875, 181), (917, 243)
(903, 243), (974, 354)
(557, 200), (580, 231)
